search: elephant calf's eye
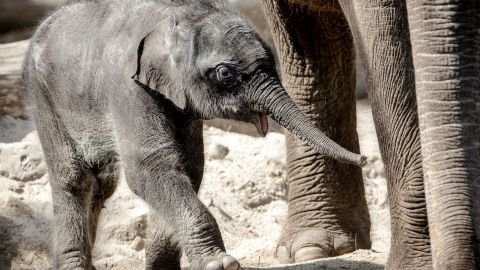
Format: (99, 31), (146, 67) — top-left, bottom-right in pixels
(210, 64), (238, 87)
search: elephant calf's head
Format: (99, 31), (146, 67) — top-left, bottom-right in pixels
(132, 2), (367, 167)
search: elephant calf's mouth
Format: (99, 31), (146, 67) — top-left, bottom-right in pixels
(254, 112), (269, 137)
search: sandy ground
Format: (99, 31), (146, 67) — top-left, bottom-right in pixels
(0, 99), (390, 270)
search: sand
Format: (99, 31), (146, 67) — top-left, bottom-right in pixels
(0, 99), (389, 270)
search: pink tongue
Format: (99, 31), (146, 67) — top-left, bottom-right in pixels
(255, 113), (269, 137)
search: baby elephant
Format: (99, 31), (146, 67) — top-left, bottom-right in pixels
(23, 0), (366, 269)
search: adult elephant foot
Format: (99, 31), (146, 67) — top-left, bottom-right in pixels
(275, 133), (371, 264)
(276, 227), (367, 263)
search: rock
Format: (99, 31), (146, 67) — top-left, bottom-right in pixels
(208, 143), (229, 160)
(2, 196), (34, 218)
(0, 116), (34, 143)
(130, 236), (145, 251)
(243, 192), (273, 208)
(238, 177), (286, 209)
(100, 210), (149, 243)
(371, 158), (385, 178)
(362, 155), (385, 181)
(265, 163), (284, 178)
(0, 40), (30, 118)
(0, 132), (46, 182)
(134, 215), (148, 238)
(363, 156), (388, 209)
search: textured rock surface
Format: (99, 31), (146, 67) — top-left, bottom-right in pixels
(207, 143), (230, 160)
(0, 132), (46, 182)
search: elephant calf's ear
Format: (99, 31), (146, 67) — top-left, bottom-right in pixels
(132, 33), (187, 111)
(132, 36), (148, 85)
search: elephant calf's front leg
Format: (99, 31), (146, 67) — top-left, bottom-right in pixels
(113, 90), (240, 270)
(126, 168), (239, 270)
(120, 147), (239, 270)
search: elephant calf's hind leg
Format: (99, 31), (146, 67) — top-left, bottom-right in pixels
(50, 169), (95, 270)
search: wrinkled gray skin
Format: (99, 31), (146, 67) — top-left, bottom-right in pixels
(22, 0), (367, 269)
(261, 0), (480, 269)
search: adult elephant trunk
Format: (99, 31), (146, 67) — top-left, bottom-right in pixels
(407, 0), (480, 269)
(245, 73), (367, 167)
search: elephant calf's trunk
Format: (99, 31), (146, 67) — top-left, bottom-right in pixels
(250, 84), (367, 167)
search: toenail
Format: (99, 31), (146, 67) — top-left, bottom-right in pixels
(205, 261), (221, 270)
(294, 246), (330, 263)
(276, 245), (293, 264)
(222, 256), (240, 270)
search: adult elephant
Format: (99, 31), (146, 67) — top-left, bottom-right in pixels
(260, 0), (480, 269)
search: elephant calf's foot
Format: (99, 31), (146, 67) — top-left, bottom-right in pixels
(276, 227), (364, 264)
(190, 253), (240, 270)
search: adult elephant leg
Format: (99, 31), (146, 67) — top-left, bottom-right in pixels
(261, 0), (371, 263)
(406, 1), (480, 269)
(339, 1), (431, 269)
